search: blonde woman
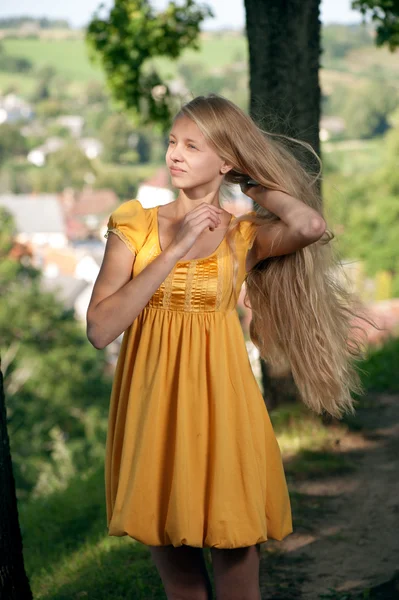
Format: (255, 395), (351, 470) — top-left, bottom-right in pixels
(87, 94), (367, 600)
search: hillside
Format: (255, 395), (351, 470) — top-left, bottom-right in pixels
(1, 27), (398, 101)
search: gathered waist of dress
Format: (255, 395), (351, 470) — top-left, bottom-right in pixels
(141, 304), (238, 316)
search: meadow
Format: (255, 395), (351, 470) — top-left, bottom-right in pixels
(2, 31), (399, 99)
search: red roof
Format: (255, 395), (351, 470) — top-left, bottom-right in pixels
(59, 189), (119, 217)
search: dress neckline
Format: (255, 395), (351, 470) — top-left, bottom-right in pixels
(154, 205), (234, 264)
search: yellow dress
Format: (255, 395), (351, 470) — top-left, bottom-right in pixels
(104, 199), (293, 549)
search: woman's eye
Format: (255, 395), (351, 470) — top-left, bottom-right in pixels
(168, 140), (175, 145)
(188, 144), (197, 149)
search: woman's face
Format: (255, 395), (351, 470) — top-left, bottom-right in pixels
(166, 115), (228, 191)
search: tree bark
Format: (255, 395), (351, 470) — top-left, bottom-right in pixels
(245, 0), (322, 160)
(244, 0), (322, 408)
(0, 363), (33, 600)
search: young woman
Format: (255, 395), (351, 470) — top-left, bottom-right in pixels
(87, 94), (367, 600)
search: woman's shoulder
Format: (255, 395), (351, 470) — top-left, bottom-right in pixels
(234, 211), (259, 249)
(108, 198), (147, 221)
(105, 199), (150, 254)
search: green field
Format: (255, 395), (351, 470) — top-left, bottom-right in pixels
(2, 33), (247, 86)
(2, 31), (398, 101)
(3, 38), (104, 82)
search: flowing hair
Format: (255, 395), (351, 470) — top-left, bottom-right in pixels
(177, 93), (378, 419)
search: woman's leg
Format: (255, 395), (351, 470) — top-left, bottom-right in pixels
(148, 544), (213, 600)
(210, 543), (261, 600)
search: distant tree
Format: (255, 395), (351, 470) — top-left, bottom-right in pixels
(84, 80), (109, 105)
(343, 80), (398, 139)
(100, 113), (137, 163)
(34, 98), (65, 119)
(0, 17), (70, 29)
(353, 0), (399, 50)
(47, 142), (94, 186)
(30, 143), (95, 192)
(31, 66), (56, 103)
(321, 24), (372, 62)
(94, 166), (139, 199)
(136, 131), (152, 163)
(0, 124), (28, 166)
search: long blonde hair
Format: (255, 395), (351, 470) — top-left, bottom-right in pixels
(178, 93), (378, 419)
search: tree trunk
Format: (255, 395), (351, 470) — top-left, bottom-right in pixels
(245, 0), (322, 156)
(0, 363), (33, 599)
(244, 0), (322, 408)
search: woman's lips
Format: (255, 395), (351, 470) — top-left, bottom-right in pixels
(170, 167), (185, 174)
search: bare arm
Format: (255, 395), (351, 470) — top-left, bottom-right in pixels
(243, 187), (326, 264)
(86, 234), (179, 349)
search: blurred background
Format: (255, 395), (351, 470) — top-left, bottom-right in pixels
(1, 1), (399, 599)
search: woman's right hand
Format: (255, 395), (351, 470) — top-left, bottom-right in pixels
(166, 202), (223, 261)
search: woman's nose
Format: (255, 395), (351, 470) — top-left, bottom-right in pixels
(170, 145), (183, 161)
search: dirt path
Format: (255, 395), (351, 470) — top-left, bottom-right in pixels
(259, 393), (399, 599)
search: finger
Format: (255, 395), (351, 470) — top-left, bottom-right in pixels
(184, 205), (222, 224)
(189, 214), (220, 233)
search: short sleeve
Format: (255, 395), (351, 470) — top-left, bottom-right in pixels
(237, 211), (258, 250)
(104, 199), (147, 255)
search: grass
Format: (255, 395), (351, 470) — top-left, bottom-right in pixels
(1, 33), (246, 87)
(271, 402), (347, 457)
(2, 38), (104, 82)
(357, 337), (399, 394)
(20, 466), (167, 599)
(284, 449), (356, 480)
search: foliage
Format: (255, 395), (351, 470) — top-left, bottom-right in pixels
(30, 65), (56, 102)
(100, 113), (137, 164)
(355, 336), (399, 393)
(31, 142), (95, 191)
(93, 162), (159, 200)
(86, 0), (213, 130)
(342, 79), (398, 139)
(323, 126), (399, 290)
(352, 0), (399, 50)
(84, 80), (110, 104)
(0, 208), (112, 498)
(321, 23), (373, 62)
(176, 59), (248, 108)
(34, 98), (66, 119)
(0, 123), (28, 165)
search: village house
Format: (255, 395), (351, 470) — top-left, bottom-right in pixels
(0, 193), (67, 249)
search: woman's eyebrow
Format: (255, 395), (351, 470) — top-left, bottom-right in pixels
(169, 133), (200, 144)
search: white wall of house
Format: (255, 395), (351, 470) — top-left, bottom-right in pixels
(137, 185), (174, 208)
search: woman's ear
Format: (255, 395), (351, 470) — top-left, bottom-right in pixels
(220, 163), (234, 175)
